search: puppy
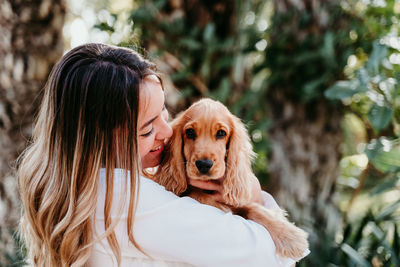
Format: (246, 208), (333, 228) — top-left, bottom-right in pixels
(153, 98), (308, 259)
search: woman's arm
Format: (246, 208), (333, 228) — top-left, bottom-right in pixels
(93, 170), (305, 266)
(186, 176), (308, 267)
(131, 176), (281, 267)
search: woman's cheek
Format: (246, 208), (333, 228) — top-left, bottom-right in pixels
(138, 138), (150, 158)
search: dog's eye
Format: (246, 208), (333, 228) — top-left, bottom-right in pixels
(216, 130), (226, 139)
(185, 128), (196, 140)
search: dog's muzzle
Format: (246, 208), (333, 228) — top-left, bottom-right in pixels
(195, 159), (214, 174)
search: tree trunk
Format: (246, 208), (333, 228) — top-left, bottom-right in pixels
(265, 0), (344, 239)
(267, 91), (342, 237)
(0, 0), (65, 261)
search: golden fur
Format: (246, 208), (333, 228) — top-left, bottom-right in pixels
(153, 98), (309, 259)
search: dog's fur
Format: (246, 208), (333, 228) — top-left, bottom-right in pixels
(152, 98), (308, 259)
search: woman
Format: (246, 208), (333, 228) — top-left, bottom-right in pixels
(18, 43), (303, 266)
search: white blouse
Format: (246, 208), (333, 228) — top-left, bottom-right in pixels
(87, 169), (304, 266)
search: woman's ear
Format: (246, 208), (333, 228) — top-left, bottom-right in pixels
(155, 112), (187, 195)
(223, 115), (255, 206)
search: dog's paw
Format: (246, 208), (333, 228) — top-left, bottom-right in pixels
(273, 221), (309, 259)
(236, 203), (309, 260)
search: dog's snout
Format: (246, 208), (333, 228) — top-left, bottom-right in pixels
(195, 159), (214, 174)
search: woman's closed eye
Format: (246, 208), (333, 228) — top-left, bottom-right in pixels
(140, 104), (167, 138)
(141, 127), (154, 137)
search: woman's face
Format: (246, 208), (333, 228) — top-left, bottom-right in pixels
(138, 75), (172, 169)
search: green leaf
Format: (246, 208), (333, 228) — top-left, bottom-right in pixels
(341, 243), (372, 267)
(370, 174), (400, 195)
(369, 221), (385, 240)
(365, 138), (386, 160)
(376, 200), (400, 221)
(130, 6), (156, 23)
(215, 56), (234, 71)
(178, 38), (202, 50)
(357, 68), (370, 87)
(94, 22), (115, 32)
(203, 23), (215, 42)
(209, 78), (231, 102)
(351, 212), (373, 246)
(369, 222), (400, 266)
(322, 31), (335, 63)
(367, 103), (393, 131)
(302, 76), (327, 100)
(365, 138), (400, 173)
(154, 0), (168, 9)
(393, 225), (400, 260)
(250, 68), (270, 92)
(366, 41), (388, 75)
(371, 149), (400, 173)
(200, 58), (211, 79)
(325, 80), (367, 100)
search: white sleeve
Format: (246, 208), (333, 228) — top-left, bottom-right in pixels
(132, 176), (281, 267)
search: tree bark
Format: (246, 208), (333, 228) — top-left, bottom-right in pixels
(0, 0), (65, 261)
(267, 91), (343, 237)
(266, 0), (344, 240)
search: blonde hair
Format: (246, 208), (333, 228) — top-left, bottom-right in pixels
(18, 43), (157, 266)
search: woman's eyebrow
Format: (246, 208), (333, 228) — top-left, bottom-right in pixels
(140, 116), (157, 131)
(139, 98), (166, 131)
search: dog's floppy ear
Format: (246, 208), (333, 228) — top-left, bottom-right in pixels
(223, 114), (255, 206)
(155, 112), (187, 195)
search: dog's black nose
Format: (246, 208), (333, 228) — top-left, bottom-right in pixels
(195, 159), (214, 174)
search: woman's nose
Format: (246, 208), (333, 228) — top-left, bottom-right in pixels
(156, 117), (172, 140)
(162, 122), (173, 139)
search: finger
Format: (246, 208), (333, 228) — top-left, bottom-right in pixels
(188, 179), (221, 191)
(188, 179), (220, 190)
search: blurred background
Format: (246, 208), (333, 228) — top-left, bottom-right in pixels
(1, 0), (399, 266)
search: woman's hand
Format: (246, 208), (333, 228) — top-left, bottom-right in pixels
(187, 178), (225, 202)
(187, 176), (264, 205)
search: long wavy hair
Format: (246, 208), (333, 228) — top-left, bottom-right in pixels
(18, 43), (157, 266)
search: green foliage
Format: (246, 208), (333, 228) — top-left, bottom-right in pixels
(340, 212), (400, 267)
(94, 22), (115, 32)
(366, 138), (400, 173)
(340, 188), (400, 267)
(319, 1), (400, 264)
(325, 79), (369, 100)
(303, 160), (400, 266)
(125, 0), (273, 184)
(326, 41), (400, 134)
(35, 0), (400, 266)
(128, 0), (243, 107)
(257, 3), (361, 102)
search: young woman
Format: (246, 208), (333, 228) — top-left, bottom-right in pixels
(18, 43), (303, 266)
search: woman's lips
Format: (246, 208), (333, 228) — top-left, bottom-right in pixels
(150, 144), (163, 154)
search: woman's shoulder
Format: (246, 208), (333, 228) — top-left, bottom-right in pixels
(96, 169), (299, 266)
(137, 175), (192, 212)
(97, 168), (199, 215)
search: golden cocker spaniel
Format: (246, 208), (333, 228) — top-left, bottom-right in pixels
(153, 98), (308, 259)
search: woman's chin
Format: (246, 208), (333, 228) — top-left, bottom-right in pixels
(141, 155), (162, 169)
